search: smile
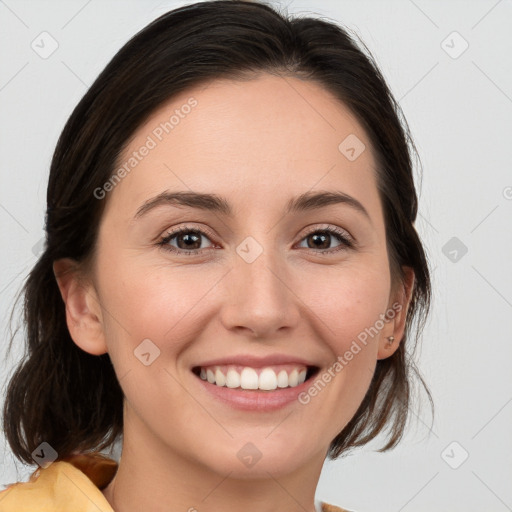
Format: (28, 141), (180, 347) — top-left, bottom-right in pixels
(192, 364), (320, 391)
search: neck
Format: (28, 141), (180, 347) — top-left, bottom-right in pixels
(102, 411), (326, 512)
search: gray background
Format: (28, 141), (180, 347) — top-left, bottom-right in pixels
(1, 1), (511, 511)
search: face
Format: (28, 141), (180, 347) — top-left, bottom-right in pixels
(56, 74), (411, 479)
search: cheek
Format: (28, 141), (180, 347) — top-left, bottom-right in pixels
(94, 261), (207, 418)
(300, 260), (391, 350)
(96, 257), (220, 355)
(294, 265), (390, 432)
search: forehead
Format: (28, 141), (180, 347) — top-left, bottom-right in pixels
(105, 74), (381, 221)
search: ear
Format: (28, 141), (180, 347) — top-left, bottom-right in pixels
(377, 266), (415, 360)
(53, 258), (108, 356)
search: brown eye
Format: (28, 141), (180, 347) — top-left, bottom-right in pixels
(297, 227), (354, 253)
(157, 226), (216, 256)
(173, 230), (203, 250)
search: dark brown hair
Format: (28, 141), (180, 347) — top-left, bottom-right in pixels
(2, 0), (433, 465)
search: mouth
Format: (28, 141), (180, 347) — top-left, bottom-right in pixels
(191, 364), (321, 392)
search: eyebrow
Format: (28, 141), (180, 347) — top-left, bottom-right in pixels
(134, 189), (371, 222)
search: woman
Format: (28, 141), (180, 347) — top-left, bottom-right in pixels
(0, 1), (432, 511)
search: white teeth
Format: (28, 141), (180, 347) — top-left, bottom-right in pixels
(225, 369), (241, 388)
(277, 370), (288, 388)
(258, 368), (277, 390)
(197, 365), (310, 390)
(240, 367), (259, 389)
(215, 368), (226, 387)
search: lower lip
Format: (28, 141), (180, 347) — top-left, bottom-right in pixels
(193, 372), (315, 411)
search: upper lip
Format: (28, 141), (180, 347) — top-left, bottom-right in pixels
(192, 354), (321, 369)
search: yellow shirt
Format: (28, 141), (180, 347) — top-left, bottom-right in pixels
(0, 452), (350, 512)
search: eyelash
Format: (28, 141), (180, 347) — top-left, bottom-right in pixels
(156, 224), (355, 257)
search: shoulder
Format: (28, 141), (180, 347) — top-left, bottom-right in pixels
(0, 455), (352, 512)
(321, 501), (356, 512)
(0, 452), (117, 512)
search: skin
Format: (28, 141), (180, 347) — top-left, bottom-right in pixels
(54, 74), (414, 512)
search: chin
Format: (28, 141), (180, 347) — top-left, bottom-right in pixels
(198, 441), (313, 480)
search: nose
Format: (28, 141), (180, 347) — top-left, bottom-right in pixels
(219, 244), (300, 338)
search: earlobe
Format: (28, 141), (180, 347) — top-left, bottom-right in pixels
(53, 258), (108, 356)
(377, 266), (415, 360)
